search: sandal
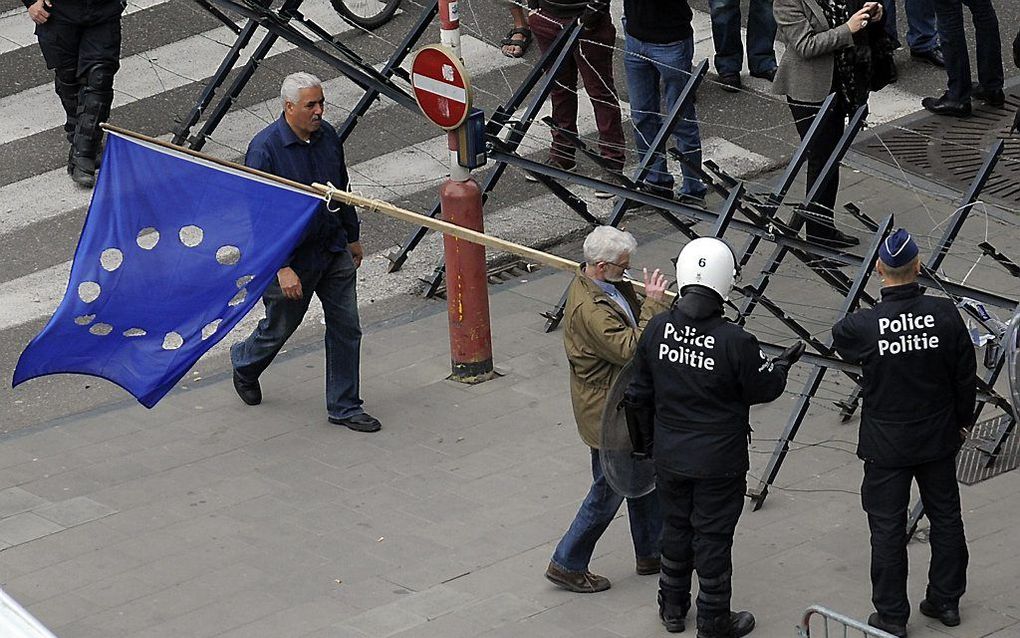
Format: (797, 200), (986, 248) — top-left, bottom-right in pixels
(501, 27), (532, 58)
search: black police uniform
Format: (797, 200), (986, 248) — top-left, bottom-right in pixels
(27, 0), (124, 177)
(627, 289), (791, 633)
(832, 282), (975, 625)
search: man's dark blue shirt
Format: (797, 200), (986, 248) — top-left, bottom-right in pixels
(245, 114), (360, 274)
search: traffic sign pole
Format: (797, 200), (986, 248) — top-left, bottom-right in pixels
(413, 0), (494, 383)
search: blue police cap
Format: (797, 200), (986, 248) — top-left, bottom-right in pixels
(879, 229), (918, 268)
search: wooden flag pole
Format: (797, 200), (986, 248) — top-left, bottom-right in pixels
(100, 124), (669, 295)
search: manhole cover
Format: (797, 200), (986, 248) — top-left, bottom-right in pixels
(957, 414), (1020, 485)
(854, 88), (1020, 211)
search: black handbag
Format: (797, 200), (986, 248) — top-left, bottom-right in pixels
(867, 15), (898, 91)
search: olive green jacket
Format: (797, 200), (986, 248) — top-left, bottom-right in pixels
(563, 270), (668, 448)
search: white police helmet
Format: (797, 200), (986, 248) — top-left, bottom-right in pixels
(674, 237), (737, 301)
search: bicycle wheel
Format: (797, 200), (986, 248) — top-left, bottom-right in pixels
(330, 0), (401, 30)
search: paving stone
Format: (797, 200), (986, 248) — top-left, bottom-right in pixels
(0, 486), (49, 517)
(0, 511), (65, 545)
(344, 602), (427, 637)
(27, 591), (98, 629)
(32, 496), (117, 527)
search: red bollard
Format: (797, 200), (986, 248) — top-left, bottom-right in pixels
(440, 175), (495, 383)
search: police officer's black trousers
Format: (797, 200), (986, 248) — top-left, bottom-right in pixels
(861, 455), (968, 623)
(656, 464), (745, 623)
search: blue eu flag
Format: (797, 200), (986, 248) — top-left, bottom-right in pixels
(13, 132), (322, 407)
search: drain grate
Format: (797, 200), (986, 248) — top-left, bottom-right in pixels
(854, 89), (1020, 211)
(956, 414), (1020, 485)
(431, 259), (543, 299)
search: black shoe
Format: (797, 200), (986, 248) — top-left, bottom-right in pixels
(868, 612), (907, 637)
(828, 229), (860, 248)
(328, 413), (382, 432)
(910, 47), (945, 67)
(922, 93), (972, 117)
(232, 370), (262, 406)
(696, 611), (755, 638)
(750, 67), (777, 82)
(718, 73), (742, 93)
(919, 599), (960, 627)
(658, 592), (687, 633)
(972, 83), (1005, 107)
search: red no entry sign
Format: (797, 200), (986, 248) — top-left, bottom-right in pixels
(410, 45), (472, 130)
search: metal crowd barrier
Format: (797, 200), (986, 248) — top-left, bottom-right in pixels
(797, 605), (896, 638)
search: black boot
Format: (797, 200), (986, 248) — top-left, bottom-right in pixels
(696, 611), (755, 638)
(658, 591), (688, 633)
(70, 63), (116, 188)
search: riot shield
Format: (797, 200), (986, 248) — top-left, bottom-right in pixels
(1006, 310), (1020, 414)
(599, 361), (656, 498)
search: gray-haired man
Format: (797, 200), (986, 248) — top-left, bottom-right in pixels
(230, 72), (381, 433)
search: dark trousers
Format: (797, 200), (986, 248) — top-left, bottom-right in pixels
(861, 455), (968, 624)
(528, 11), (626, 170)
(35, 2), (122, 142)
(787, 97), (848, 242)
(931, 0), (1003, 102)
(657, 465), (746, 623)
(708, 0), (778, 76)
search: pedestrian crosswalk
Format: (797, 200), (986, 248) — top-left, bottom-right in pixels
(0, 0), (946, 400)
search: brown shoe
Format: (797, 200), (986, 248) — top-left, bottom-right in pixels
(544, 561), (611, 593)
(636, 557), (660, 575)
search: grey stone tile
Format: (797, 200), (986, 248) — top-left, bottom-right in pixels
(26, 591), (97, 629)
(32, 496), (117, 527)
(0, 511), (65, 545)
(212, 596), (347, 638)
(344, 603), (427, 637)
(0, 486), (49, 517)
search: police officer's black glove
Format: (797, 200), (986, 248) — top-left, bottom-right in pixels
(772, 340), (806, 372)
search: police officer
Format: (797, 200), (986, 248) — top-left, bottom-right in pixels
(626, 237), (803, 637)
(832, 229), (974, 638)
(27, 0), (124, 188)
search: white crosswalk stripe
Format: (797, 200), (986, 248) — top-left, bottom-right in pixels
(0, 5), (935, 343)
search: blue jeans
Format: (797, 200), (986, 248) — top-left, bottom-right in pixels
(883, 0), (939, 52)
(624, 33), (706, 197)
(231, 249), (364, 420)
(551, 449), (662, 573)
(708, 0), (777, 76)
(932, 0), (1003, 101)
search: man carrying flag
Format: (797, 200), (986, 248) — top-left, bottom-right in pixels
(230, 72), (381, 433)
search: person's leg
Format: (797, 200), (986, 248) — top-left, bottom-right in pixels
(658, 37), (706, 197)
(576, 17), (626, 171)
(787, 98), (843, 241)
(962, 0), (1003, 92)
(903, 0), (939, 52)
(861, 463), (914, 625)
(316, 250), (365, 420)
(884, 0), (902, 47)
(656, 465), (695, 619)
(71, 15), (121, 183)
(690, 475), (747, 630)
(625, 486), (662, 564)
(550, 449), (626, 573)
(231, 269), (319, 384)
(35, 14), (84, 155)
(502, 1), (530, 57)
(624, 35), (673, 190)
(529, 11), (579, 167)
(746, 0), (778, 75)
(932, 0), (971, 101)
(915, 455), (968, 608)
(708, 0), (744, 76)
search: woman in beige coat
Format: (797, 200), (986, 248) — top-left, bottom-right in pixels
(773, 0), (881, 249)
